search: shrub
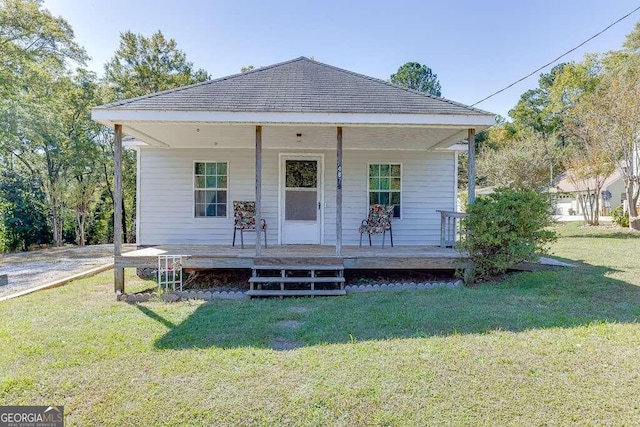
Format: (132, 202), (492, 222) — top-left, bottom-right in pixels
(457, 187), (557, 283)
(611, 205), (629, 228)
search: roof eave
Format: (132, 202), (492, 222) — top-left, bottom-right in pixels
(91, 108), (495, 128)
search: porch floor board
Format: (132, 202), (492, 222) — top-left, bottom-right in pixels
(118, 245), (467, 270)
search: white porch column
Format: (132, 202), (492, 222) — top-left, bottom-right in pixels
(467, 128), (476, 205)
(336, 126), (343, 256)
(255, 125), (262, 256)
(114, 124), (124, 294)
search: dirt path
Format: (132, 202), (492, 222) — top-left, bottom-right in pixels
(0, 245), (135, 298)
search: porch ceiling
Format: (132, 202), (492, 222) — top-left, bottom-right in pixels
(121, 123), (471, 151)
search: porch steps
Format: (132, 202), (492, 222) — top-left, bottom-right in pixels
(248, 262), (345, 298)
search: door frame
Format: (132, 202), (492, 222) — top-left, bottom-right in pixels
(278, 153), (325, 245)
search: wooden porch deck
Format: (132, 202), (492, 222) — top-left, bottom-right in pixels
(118, 244), (468, 270)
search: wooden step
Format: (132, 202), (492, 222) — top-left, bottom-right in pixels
(252, 264), (343, 271)
(246, 289), (346, 297)
(249, 277), (345, 284)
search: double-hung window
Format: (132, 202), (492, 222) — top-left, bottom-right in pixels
(194, 162), (228, 217)
(368, 163), (401, 218)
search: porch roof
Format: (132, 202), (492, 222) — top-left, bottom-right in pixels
(92, 57), (495, 129)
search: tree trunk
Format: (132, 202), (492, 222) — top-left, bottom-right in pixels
(578, 195), (591, 224)
(75, 208), (86, 247)
(627, 184), (640, 230)
(51, 197), (62, 247)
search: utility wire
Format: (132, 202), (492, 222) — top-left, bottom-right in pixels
(471, 5), (640, 107)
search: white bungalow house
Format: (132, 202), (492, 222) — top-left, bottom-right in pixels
(92, 57), (495, 295)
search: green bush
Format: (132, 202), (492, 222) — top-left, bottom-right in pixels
(611, 205), (629, 228)
(457, 187), (557, 283)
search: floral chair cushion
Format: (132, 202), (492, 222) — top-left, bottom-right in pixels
(233, 201), (266, 230)
(359, 204), (394, 234)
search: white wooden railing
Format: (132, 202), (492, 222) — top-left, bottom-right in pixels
(437, 210), (466, 248)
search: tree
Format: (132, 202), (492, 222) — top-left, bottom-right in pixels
(390, 62), (442, 96)
(509, 64), (566, 138)
(562, 149), (614, 226)
(0, 0), (86, 98)
(241, 65), (254, 73)
(478, 132), (558, 191)
(104, 30), (210, 100)
(0, 0), (91, 247)
(593, 52), (640, 230)
(0, 169), (50, 251)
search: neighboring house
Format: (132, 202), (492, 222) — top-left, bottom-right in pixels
(91, 57), (495, 294)
(552, 169), (625, 215)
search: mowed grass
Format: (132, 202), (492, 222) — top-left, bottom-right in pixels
(1, 222), (640, 426)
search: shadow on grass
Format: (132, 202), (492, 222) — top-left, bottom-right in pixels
(144, 263), (640, 351)
(561, 232), (640, 240)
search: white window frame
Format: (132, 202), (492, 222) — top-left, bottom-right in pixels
(366, 162), (402, 219)
(193, 160), (229, 219)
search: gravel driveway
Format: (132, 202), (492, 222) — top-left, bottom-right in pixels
(0, 245), (135, 298)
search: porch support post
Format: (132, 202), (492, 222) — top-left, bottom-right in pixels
(255, 125), (262, 256)
(336, 126), (343, 256)
(113, 124), (124, 294)
(467, 128), (476, 206)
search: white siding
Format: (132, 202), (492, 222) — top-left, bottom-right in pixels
(138, 148), (455, 246)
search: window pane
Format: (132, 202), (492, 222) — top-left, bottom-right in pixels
(393, 205), (400, 218)
(390, 164), (401, 177)
(206, 175), (217, 188)
(207, 191), (217, 204)
(391, 178), (401, 190)
(218, 191), (227, 204)
(218, 163), (227, 174)
(217, 175), (227, 188)
(391, 192), (401, 205)
(369, 164), (379, 177)
(195, 163), (205, 175)
(369, 178), (378, 191)
(379, 177), (390, 190)
(380, 164), (390, 176)
(195, 176), (206, 188)
(379, 192), (390, 205)
(285, 190), (317, 220)
(195, 204), (206, 217)
(369, 192), (379, 204)
(195, 190), (205, 203)
(206, 204), (217, 217)
(206, 163), (217, 175)
(217, 204), (227, 217)
(286, 160), (317, 188)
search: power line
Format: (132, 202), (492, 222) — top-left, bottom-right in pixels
(471, 5), (640, 107)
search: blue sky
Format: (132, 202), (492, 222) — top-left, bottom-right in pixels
(45, 0), (640, 117)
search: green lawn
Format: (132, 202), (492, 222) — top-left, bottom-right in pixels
(2, 222), (640, 426)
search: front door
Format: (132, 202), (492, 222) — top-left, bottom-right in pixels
(281, 156), (322, 244)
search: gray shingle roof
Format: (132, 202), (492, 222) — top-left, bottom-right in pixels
(97, 57), (491, 116)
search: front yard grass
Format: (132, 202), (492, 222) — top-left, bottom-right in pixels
(1, 222), (640, 425)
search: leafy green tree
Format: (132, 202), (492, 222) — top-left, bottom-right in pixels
(0, 169), (50, 251)
(0, 0), (86, 98)
(0, 0), (91, 247)
(509, 64), (566, 138)
(478, 132), (558, 191)
(104, 30), (210, 100)
(390, 62), (442, 96)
